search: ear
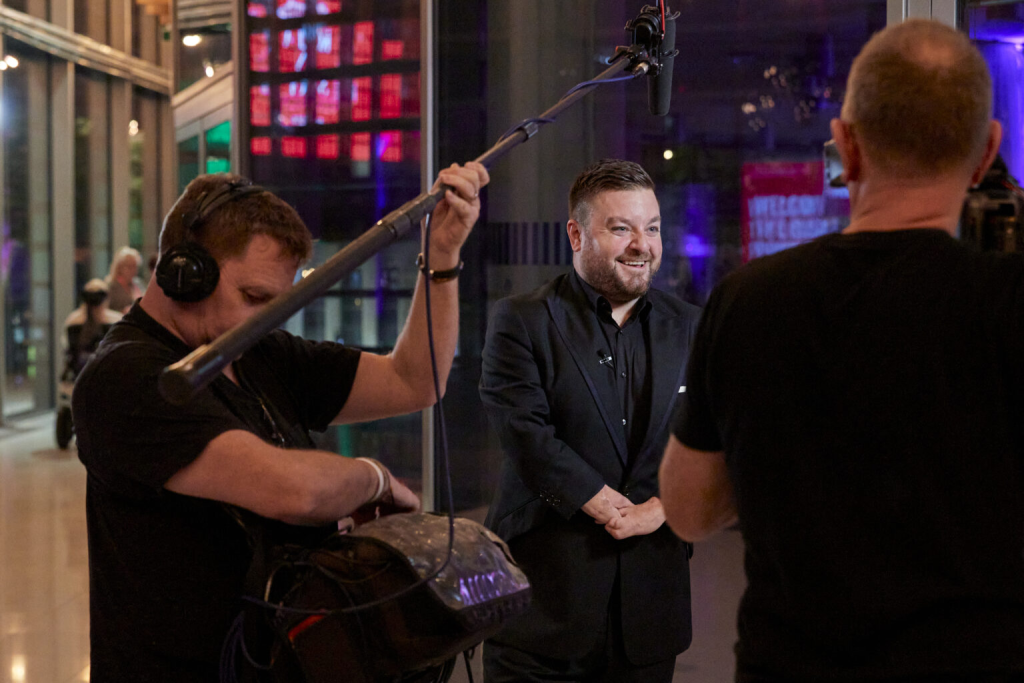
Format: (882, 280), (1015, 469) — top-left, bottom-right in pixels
(970, 120), (1004, 186)
(830, 118), (861, 184)
(567, 219), (584, 253)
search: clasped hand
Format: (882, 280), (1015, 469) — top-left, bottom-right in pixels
(580, 484), (665, 540)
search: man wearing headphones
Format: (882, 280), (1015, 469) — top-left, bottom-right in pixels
(73, 165), (487, 682)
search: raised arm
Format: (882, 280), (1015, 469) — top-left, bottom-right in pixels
(335, 162), (490, 424)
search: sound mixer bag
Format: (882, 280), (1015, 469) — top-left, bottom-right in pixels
(261, 512), (531, 683)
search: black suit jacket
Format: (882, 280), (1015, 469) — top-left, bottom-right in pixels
(480, 271), (700, 665)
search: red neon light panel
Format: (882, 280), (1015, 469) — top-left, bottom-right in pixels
(250, 31), (270, 72)
(281, 136), (308, 158)
(316, 0), (341, 14)
(315, 24), (341, 69)
(251, 137), (272, 156)
(276, 0), (305, 19)
(380, 74), (401, 119)
(378, 131), (403, 162)
(279, 82), (308, 127)
(351, 132), (371, 162)
(250, 85), (271, 126)
(278, 28), (308, 73)
(353, 21), (374, 65)
(351, 77), (372, 121)
(315, 80), (341, 125)
(316, 135), (340, 159)
(247, 1), (270, 17)
(381, 40), (403, 60)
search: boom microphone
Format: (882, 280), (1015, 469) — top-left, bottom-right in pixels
(649, 7), (676, 116)
(627, 4), (678, 116)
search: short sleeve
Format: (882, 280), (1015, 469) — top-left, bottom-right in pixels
(246, 331), (362, 432)
(74, 339), (249, 499)
(672, 289), (724, 452)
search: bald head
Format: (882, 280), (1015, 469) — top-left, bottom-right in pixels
(842, 19), (992, 178)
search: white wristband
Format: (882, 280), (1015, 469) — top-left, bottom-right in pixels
(356, 457), (386, 503)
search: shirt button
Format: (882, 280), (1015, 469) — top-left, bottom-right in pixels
(622, 418), (627, 426)
(620, 371), (626, 378)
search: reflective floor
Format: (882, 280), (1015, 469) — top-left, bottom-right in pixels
(0, 414), (90, 683)
(0, 413), (746, 683)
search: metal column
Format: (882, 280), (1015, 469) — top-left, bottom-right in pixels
(888, 0), (960, 26)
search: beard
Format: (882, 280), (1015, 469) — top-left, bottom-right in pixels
(578, 247), (660, 304)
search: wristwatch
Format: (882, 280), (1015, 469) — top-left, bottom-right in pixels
(416, 253), (464, 283)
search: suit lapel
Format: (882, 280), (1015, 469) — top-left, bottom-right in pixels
(640, 302), (688, 456)
(546, 279), (629, 467)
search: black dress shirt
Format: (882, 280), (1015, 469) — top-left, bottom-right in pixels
(574, 271), (654, 459)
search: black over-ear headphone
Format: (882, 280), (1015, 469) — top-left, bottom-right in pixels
(156, 177), (265, 302)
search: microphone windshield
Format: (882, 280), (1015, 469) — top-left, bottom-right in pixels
(649, 9), (676, 116)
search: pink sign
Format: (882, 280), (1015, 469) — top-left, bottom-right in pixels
(741, 161), (849, 262)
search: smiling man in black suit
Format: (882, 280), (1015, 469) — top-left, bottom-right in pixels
(480, 158), (701, 682)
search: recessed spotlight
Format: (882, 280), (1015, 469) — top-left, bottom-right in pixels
(182, 34), (202, 47)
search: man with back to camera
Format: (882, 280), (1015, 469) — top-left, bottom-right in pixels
(659, 18), (1024, 682)
(480, 159), (700, 682)
(73, 162), (488, 682)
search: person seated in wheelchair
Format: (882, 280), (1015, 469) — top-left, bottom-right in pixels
(62, 278), (122, 381)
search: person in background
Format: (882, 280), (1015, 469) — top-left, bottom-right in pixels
(62, 278), (122, 376)
(105, 246), (145, 313)
(660, 19), (1024, 682)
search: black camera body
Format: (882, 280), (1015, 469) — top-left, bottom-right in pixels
(960, 157), (1024, 253)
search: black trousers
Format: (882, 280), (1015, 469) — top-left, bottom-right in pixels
(483, 584), (676, 683)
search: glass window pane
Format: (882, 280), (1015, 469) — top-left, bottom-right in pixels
(74, 66), (113, 297)
(3, 40), (53, 416)
(966, 3), (1024, 187)
(178, 25), (232, 91)
(132, 87), (163, 270)
(205, 121), (232, 174)
(178, 136), (200, 194)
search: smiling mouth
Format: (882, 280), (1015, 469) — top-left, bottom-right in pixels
(618, 260), (648, 270)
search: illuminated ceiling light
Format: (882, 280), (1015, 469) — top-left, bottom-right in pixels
(205, 65), (215, 78)
(741, 102), (757, 114)
(182, 34), (202, 47)
(128, 119), (139, 136)
(0, 62), (8, 71)
(4, 55), (18, 68)
(663, 149), (674, 160)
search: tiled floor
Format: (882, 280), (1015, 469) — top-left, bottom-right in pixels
(0, 413), (747, 683)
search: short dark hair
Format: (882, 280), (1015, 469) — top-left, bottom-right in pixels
(843, 19), (992, 177)
(159, 173), (313, 265)
(569, 159), (655, 228)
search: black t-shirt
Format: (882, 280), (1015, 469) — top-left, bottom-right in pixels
(73, 303), (361, 682)
(674, 229), (1024, 681)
